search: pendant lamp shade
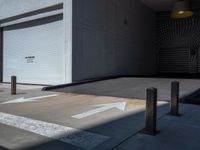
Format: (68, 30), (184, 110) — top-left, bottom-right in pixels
(171, 0), (194, 19)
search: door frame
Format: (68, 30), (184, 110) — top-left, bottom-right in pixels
(0, 27), (3, 82)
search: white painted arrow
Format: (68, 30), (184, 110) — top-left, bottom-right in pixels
(2, 94), (59, 104)
(72, 102), (127, 119)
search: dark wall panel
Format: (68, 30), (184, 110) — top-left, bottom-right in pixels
(72, 0), (157, 82)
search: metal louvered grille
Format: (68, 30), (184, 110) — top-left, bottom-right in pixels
(159, 48), (189, 73)
(157, 10), (200, 73)
(198, 48), (200, 72)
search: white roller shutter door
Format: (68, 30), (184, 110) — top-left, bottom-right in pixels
(3, 20), (65, 85)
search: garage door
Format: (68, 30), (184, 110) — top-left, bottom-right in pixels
(3, 20), (65, 85)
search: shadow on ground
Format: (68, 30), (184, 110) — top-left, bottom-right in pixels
(0, 104), (169, 150)
(0, 146), (9, 150)
(48, 78), (200, 102)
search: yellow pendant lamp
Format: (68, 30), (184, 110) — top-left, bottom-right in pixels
(171, 0), (194, 19)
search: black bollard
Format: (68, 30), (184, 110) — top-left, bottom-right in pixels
(170, 81), (181, 116)
(142, 87), (159, 135)
(11, 76), (16, 95)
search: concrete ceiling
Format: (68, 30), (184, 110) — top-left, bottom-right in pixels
(140, 0), (200, 12)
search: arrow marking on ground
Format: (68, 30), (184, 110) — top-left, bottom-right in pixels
(72, 102), (127, 119)
(2, 94), (59, 104)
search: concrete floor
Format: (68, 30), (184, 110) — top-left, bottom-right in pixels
(52, 77), (200, 101)
(0, 83), (56, 103)
(0, 78), (200, 150)
(0, 94), (148, 150)
(114, 104), (200, 150)
(0, 82), (167, 150)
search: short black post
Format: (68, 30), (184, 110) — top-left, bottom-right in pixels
(170, 81), (180, 116)
(11, 76), (16, 95)
(142, 87), (158, 135)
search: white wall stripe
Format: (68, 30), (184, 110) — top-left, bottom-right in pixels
(1, 9), (63, 27)
(0, 112), (109, 150)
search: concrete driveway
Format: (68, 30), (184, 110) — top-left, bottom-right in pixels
(0, 78), (200, 150)
(52, 77), (200, 101)
(0, 83), (168, 150)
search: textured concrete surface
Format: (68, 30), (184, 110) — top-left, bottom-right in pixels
(52, 77), (200, 101)
(0, 83), (169, 150)
(0, 82), (200, 150)
(0, 83), (56, 103)
(0, 97), (147, 150)
(0, 112), (110, 150)
(114, 104), (200, 150)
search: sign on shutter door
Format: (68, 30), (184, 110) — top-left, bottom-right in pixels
(3, 20), (65, 85)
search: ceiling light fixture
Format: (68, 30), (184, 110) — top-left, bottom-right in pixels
(171, 0), (194, 19)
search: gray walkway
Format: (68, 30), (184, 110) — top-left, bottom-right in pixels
(53, 77), (200, 101)
(114, 104), (200, 150)
(0, 80), (200, 150)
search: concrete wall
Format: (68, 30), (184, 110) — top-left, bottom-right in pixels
(0, 0), (73, 84)
(72, 0), (157, 82)
(0, 0), (157, 84)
